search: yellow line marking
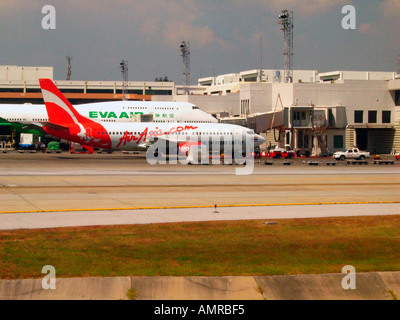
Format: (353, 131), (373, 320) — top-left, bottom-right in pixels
(0, 201), (399, 215)
(2, 182), (400, 189)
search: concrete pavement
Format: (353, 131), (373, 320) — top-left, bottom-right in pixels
(1, 153), (399, 229)
(1, 272), (400, 300)
(0, 202), (399, 230)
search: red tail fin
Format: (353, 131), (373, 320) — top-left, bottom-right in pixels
(39, 79), (112, 149)
(39, 78), (88, 126)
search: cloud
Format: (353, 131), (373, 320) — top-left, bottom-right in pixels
(359, 23), (373, 35)
(123, 0), (234, 50)
(357, 0), (400, 41)
(162, 22), (233, 50)
(380, 0), (400, 18)
(233, 0), (351, 17)
(272, 0), (351, 16)
(0, 0), (397, 80)
(0, 0), (24, 10)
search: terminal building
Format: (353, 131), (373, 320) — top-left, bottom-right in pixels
(171, 69), (400, 155)
(1, 65), (400, 155)
(0, 65), (174, 105)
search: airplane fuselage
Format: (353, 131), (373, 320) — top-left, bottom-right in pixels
(43, 122), (264, 152)
(0, 101), (217, 124)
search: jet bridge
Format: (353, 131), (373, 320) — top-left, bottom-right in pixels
(246, 110), (284, 133)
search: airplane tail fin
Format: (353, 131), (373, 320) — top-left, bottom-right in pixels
(39, 78), (112, 150)
(39, 78), (88, 126)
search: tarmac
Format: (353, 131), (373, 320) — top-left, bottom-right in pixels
(0, 203), (399, 230)
(1, 152), (399, 299)
(1, 152), (399, 217)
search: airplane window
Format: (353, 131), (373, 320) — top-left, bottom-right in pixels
(192, 106), (199, 109)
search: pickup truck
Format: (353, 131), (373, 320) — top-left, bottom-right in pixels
(333, 148), (370, 160)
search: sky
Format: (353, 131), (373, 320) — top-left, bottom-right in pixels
(0, 0), (399, 83)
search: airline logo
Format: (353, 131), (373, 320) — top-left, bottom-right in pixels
(155, 113), (175, 119)
(117, 128), (148, 148)
(88, 111), (175, 119)
(89, 111), (144, 119)
(117, 125), (198, 148)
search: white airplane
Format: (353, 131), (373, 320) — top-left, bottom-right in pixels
(0, 100), (217, 125)
(37, 79), (265, 157)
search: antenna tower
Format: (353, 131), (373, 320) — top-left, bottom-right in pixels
(259, 35), (263, 82)
(179, 41), (190, 95)
(397, 54), (400, 74)
(66, 56), (72, 81)
(278, 10), (294, 83)
(120, 60), (128, 101)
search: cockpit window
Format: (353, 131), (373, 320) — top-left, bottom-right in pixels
(247, 130), (255, 135)
(192, 106), (199, 109)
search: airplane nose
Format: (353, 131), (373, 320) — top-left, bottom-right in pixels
(257, 134), (265, 145)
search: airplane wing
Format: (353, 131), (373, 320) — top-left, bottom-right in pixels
(41, 122), (69, 131)
(18, 122), (67, 131)
(24, 122), (45, 128)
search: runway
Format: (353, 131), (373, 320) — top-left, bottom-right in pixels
(0, 152), (399, 229)
(1, 203), (399, 230)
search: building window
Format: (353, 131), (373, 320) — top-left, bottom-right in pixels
(328, 109), (335, 126)
(368, 111), (377, 123)
(241, 99), (250, 116)
(382, 111), (391, 123)
(354, 110), (363, 123)
(333, 135), (344, 149)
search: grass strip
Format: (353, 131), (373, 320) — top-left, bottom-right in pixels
(0, 215), (399, 279)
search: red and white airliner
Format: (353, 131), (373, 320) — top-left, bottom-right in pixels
(37, 79), (265, 156)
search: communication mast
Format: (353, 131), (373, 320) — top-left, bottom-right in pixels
(258, 35), (263, 82)
(179, 41), (190, 95)
(397, 54), (400, 74)
(120, 60), (128, 101)
(278, 10), (294, 83)
(66, 55), (72, 81)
